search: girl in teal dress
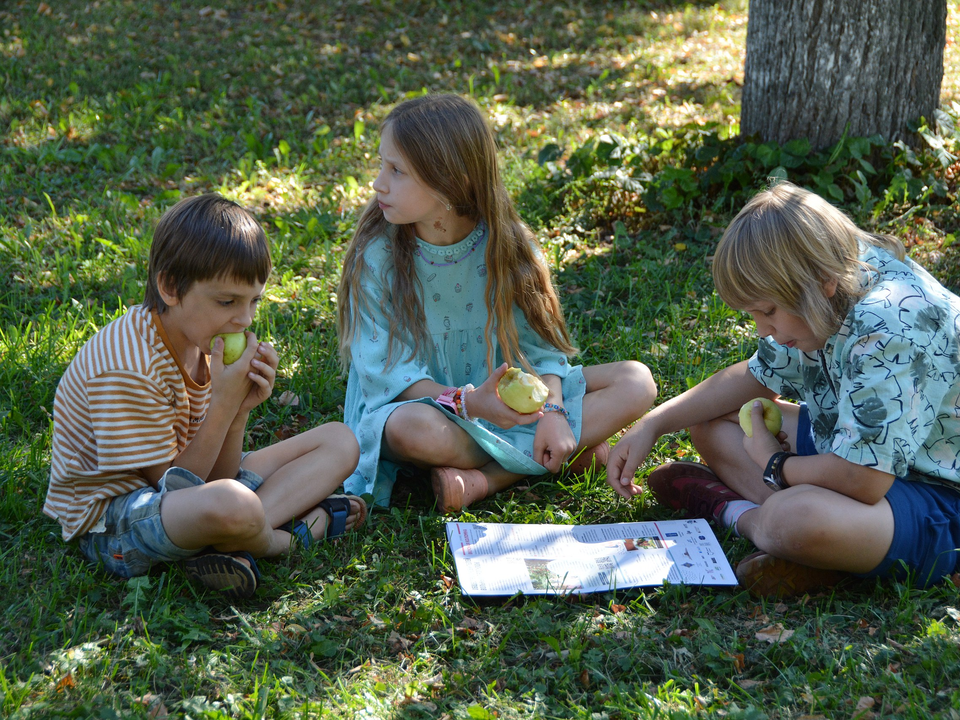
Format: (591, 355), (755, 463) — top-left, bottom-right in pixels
(338, 94), (656, 511)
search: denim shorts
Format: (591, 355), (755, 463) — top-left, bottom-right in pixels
(797, 403), (960, 586)
(77, 465), (264, 578)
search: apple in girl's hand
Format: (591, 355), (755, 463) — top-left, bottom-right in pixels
(211, 332), (247, 365)
(738, 397), (783, 437)
(497, 367), (549, 413)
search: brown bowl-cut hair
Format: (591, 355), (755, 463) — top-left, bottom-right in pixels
(143, 194), (271, 312)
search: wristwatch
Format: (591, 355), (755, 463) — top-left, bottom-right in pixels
(763, 451), (796, 491)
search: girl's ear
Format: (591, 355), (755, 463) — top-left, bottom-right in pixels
(822, 276), (839, 298)
(157, 273), (180, 307)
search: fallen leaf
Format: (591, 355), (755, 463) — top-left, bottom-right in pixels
(610, 603), (626, 614)
(579, 669), (591, 688)
(738, 679), (763, 689)
(277, 390), (300, 407)
(55, 673), (75, 692)
(441, 575), (454, 589)
(755, 623), (794, 643)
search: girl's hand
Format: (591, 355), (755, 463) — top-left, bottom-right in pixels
(533, 410), (577, 473)
(743, 400), (783, 467)
(605, 421), (656, 499)
(465, 363), (542, 429)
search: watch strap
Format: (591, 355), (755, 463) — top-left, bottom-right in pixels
(763, 451), (796, 491)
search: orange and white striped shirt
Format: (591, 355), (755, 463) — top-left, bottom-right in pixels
(45, 305), (211, 541)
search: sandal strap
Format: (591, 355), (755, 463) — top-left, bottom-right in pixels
(317, 496), (352, 538)
(277, 519), (313, 550)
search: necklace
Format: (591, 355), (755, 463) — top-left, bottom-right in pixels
(415, 222), (487, 267)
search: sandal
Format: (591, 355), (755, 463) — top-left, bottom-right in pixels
(278, 494), (368, 548)
(736, 551), (849, 599)
(183, 550), (260, 599)
(431, 467), (488, 513)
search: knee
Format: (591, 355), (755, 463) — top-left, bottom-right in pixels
(202, 482), (265, 539)
(619, 361), (657, 413)
(753, 490), (833, 557)
(318, 422), (360, 472)
(383, 404), (448, 460)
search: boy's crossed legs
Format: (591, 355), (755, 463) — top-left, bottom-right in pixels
(82, 423), (363, 599)
(650, 402), (898, 597)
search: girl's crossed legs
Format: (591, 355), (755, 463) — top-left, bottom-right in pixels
(383, 360), (656, 508)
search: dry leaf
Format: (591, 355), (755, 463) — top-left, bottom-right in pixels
(55, 673), (75, 692)
(134, 694), (169, 719)
(855, 697), (876, 710)
(610, 603), (626, 614)
(738, 679), (763, 689)
(755, 623), (794, 643)
(277, 391), (300, 407)
(440, 575), (454, 589)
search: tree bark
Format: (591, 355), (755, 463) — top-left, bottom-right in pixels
(741, 0), (947, 150)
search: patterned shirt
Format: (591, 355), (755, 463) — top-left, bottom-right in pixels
(749, 243), (960, 487)
(45, 305), (211, 540)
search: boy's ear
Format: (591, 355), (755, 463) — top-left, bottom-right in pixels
(156, 273), (180, 307)
(822, 276), (839, 298)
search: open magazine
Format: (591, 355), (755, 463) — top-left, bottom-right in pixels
(446, 519), (738, 596)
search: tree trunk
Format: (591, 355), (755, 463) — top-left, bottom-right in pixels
(741, 0), (947, 150)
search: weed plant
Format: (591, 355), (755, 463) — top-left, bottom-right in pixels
(2, 1), (960, 718)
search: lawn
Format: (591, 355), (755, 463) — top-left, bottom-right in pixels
(2, 1), (960, 717)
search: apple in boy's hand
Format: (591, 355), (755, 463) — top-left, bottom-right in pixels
(211, 332), (247, 365)
(497, 367), (549, 413)
(738, 397), (783, 437)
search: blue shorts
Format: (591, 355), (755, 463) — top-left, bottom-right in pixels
(797, 403), (960, 586)
(77, 465), (264, 579)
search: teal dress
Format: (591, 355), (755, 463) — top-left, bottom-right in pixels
(342, 221), (586, 506)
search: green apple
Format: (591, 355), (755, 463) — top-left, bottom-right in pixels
(211, 332), (247, 365)
(738, 397), (783, 437)
(497, 367), (549, 413)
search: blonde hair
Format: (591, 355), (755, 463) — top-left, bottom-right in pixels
(338, 94), (575, 369)
(713, 182), (905, 339)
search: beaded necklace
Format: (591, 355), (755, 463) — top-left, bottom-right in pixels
(415, 221), (487, 267)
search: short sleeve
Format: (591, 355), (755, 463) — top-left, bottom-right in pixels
(88, 370), (179, 470)
(349, 258), (433, 411)
(830, 330), (940, 477)
(513, 307), (572, 379)
(747, 337), (807, 402)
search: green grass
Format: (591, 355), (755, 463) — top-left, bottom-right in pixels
(3, 0), (960, 717)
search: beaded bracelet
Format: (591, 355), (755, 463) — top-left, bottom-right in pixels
(542, 402), (570, 420)
(458, 384), (475, 422)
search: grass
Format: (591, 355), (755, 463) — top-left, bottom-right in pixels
(2, 0), (960, 717)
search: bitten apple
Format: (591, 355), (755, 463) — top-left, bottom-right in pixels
(211, 332), (247, 365)
(497, 367), (549, 413)
(738, 397), (783, 437)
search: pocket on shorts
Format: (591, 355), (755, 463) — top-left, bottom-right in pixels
(78, 530), (152, 579)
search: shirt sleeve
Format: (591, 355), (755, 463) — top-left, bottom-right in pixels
(514, 306), (573, 380)
(349, 259), (434, 411)
(830, 329), (940, 477)
(747, 337), (807, 402)
(88, 370), (179, 471)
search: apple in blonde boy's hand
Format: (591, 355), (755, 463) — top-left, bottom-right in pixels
(211, 332), (247, 365)
(497, 367), (549, 413)
(738, 397), (783, 437)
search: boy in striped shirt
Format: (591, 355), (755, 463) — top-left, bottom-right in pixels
(45, 194), (365, 599)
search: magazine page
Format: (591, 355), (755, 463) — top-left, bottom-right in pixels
(445, 520), (738, 596)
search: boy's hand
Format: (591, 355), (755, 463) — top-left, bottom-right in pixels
(466, 363), (542, 429)
(237, 338), (278, 414)
(209, 333), (276, 414)
(743, 400), (783, 467)
(533, 410), (577, 473)
(605, 423), (654, 499)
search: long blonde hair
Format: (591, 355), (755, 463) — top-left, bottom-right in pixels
(338, 94), (575, 369)
(713, 182), (905, 339)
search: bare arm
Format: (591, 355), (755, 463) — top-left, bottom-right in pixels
(742, 401), (895, 504)
(606, 360), (773, 498)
